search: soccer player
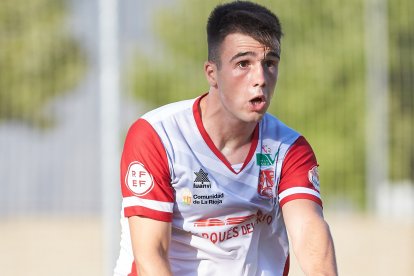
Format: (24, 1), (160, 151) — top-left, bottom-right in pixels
(114, 1), (338, 275)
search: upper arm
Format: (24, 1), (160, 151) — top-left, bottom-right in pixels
(282, 200), (337, 275)
(121, 119), (175, 274)
(278, 136), (326, 244)
(128, 216), (172, 275)
(129, 216), (172, 260)
(282, 199), (325, 240)
(279, 137), (337, 274)
(278, 136), (322, 208)
(121, 119), (174, 221)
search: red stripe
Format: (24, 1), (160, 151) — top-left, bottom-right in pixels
(194, 215), (256, 227)
(283, 254), (290, 276)
(124, 205), (172, 222)
(225, 214), (255, 224)
(195, 223), (224, 225)
(128, 260), (137, 276)
(226, 215), (255, 220)
(194, 218), (225, 227)
(279, 193), (323, 208)
(194, 222), (225, 226)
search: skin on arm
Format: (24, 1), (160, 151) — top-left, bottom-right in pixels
(128, 216), (173, 276)
(282, 199), (338, 276)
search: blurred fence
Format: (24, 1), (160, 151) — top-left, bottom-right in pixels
(0, 0), (413, 274)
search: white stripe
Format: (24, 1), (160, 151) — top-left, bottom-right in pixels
(123, 196), (174, 213)
(278, 187), (320, 201)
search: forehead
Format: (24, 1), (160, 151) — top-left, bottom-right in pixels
(220, 33), (280, 59)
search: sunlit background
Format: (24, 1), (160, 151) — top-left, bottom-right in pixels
(0, 0), (413, 275)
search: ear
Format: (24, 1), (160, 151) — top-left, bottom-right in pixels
(204, 61), (218, 88)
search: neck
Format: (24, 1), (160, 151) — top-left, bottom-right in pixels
(199, 93), (257, 164)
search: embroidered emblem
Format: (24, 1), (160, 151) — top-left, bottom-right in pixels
(258, 169), (275, 198)
(308, 166), (320, 191)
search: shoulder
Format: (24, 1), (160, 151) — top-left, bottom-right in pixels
(261, 113), (301, 144)
(141, 98), (196, 124)
(124, 98), (196, 140)
(262, 113), (298, 133)
(278, 136), (321, 207)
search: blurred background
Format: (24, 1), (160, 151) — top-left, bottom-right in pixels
(0, 0), (413, 275)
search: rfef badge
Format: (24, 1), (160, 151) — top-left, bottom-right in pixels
(125, 161), (154, 196)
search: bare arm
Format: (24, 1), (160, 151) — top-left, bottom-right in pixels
(128, 216), (172, 276)
(282, 199), (338, 276)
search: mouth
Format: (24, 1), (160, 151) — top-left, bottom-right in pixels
(249, 96), (266, 106)
(248, 95), (267, 111)
(249, 95), (266, 105)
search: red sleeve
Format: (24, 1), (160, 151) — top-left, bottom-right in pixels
(120, 118), (173, 222)
(278, 136), (322, 207)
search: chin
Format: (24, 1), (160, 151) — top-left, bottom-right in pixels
(245, 113), (265, 123)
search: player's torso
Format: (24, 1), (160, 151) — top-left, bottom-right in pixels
(144, 98), (299, 275)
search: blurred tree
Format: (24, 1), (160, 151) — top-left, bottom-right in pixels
(0, 0), (86, 127)
(128, 0), (413, 208)
(389, 0), (414, 181)
(272, 0), (366, 207)
(128, 1), (214, 108)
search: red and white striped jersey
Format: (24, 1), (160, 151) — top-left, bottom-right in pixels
(114, 95), (322, 276)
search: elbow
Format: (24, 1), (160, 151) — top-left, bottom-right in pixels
(134, 249), (171, 276)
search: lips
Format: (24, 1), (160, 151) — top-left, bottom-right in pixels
(249, 95), (267, 112)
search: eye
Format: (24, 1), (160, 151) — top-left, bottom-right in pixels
(237, 60), (249, 68)
(264, 60), (278, 68)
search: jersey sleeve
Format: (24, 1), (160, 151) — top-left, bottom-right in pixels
(120, 118), (174, 222)
(278, 136), (322, 207)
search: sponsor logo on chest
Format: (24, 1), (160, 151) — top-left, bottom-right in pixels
(194, 210), (275, 244)
(179, 168), (223, 206)
(256, 147), (280, 166)
(193, 168), (211, 188)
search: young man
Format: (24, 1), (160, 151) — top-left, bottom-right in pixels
(114, 1), (337, 276)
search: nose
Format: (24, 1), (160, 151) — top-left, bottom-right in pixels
(253, 64), (266, 88)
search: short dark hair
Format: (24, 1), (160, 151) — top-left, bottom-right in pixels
(207, 1), (283, 66)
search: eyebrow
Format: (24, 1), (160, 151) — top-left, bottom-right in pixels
(266, 51), (281, 60)
(229, 50), (280, 63)
(229, 51), (256, 63)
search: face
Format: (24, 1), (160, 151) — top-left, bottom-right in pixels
(205, 33), (280, 124)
